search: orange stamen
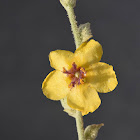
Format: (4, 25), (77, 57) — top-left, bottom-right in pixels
(80, 67), (86, 73)
(68, 74), (74, 78)
(80, 79), (85, 85)
(63, 67), (67, 73)
(68, 83), (73, 89)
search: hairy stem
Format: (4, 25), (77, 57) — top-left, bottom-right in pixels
(65, 4), (85, 140)
(75, 111), (85, 140)
(66, 6), (82, 49)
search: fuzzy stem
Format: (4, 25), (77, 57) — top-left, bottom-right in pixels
(64, 4), (85, 140)
(75, 111), (85, 140)
(66, 6), (82, 49)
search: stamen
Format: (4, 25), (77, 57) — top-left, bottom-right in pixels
(68, 83), (74, 89)
(80, 79), (85, 85)
(72, 62), (77, 70)
(63, 62), (87, 88)
(80, 67), (86, 74)
(68, 74), (75, 78)
(63, 67), (67, 73)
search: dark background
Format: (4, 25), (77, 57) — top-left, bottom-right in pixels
(0, 0), (140, 139)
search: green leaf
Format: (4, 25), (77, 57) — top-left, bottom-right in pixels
(78, 23), (93, 43)
(84, 123), (104, 140)
(60, 97), (77, 118)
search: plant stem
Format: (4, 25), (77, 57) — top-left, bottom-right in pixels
(75, 111), (85, 140)
(65, 5), (85, 140)
(66, 6), (82, 49)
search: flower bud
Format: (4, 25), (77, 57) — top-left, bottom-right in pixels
(60, 0), (76, 9)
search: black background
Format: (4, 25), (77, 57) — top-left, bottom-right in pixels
(0, 0), (140, 140)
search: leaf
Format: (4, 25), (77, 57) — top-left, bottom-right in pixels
(60, 97), (77, 118)
(78, 23), (93, 43)
(84, 123), (104, 140)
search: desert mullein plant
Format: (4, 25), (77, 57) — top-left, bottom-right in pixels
(42, 0), (118, 140)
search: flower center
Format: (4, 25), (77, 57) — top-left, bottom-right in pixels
(63, 62), (86, 88)
(75, 72), (80, 78)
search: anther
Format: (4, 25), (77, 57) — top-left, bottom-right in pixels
(80, 67), (86, 73)
(63, 67), (67, 73)
(80, 79), (85, 85)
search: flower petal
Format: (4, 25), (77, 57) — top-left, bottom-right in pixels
(74, 39), (103, 67)
(49, 50), (74, 71)
(42, 70), (71, 100)
(86, 62), (118, 93)
(67, 84), (101, 116)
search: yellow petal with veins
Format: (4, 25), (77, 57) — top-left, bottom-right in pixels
(49, 50), (74, 71)
(67, 84), (101, 116)
(86, 62), (118, 93)
(74, 39), (103, 68)
(42, 70), (71, 100)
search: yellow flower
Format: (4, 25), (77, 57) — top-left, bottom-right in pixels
(42, 39), (118, 115)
